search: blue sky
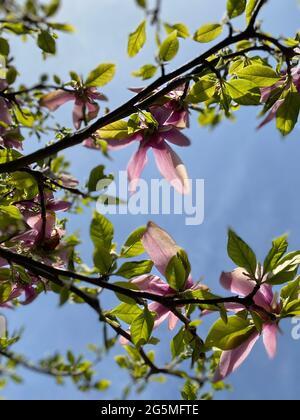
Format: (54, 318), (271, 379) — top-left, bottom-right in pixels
(2, 0), (300, 400)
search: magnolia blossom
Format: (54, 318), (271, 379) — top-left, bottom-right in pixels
(40, 87), (107, 130)
(14, 193), (70, 249)
(214, 268), (281, 382)
(131, 222), (206, 330)
(259, 66), (300, 129)
(106, 106), (191, 195)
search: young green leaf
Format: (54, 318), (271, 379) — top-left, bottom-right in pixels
(90, 212), (114, 249)
(193, 23), (223, 43)
(128, 20), (147, 58)
(121, 227), (146, 258)
(264, 235), (288, 274)
(246, 0), (259, 24)
(132, 64), (157, 80)
(205, 316), (256, 350)
(111, 303), (143, 324)
(187, 78), (217, 103)
(164, 23), (190, 39)
(227, 0), (246, 19)
(37, 31), (56, 54)
(165, 252), (190, 291)
(131, 307), (155, 347)
(115, 260), (154, 279)
(276, 91), (300, 136)
(98, 120), (129, 140)
(225, 79), (261, 106)
(159, 31), (179, 62)
(86, 63), (116, 87)
(236, 64), (280, 87)
(227, 229), (257, 277)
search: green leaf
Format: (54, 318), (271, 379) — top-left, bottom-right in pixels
(276, 91), (300, 136)
(193, 24), (223, 43)
(170, 328), (185, 359)
(181, 380), (198, 401)
(227, 0), (246, 18)
(132, 64), (157, 80)
(281, 277), (300, 302)
(0, 149), (22, 164)
(187, 78), (216, 103)
(131, 307), (155, 347)
(164, 23), (190, 39)
(128, 20), (147, 58)
(225, 79), (261, 105)
(43, 0), (61, 17)
(113, 282), (140, 304)
(264, 235), (288, 274)
(111, 303), (143, 324)
(267, 251), (300, 285)
(0, 283), (12, 304)
(0, 38), (9, 56)
(121, 227), (146, 258)
(165, 252), (190, 291)
(85, 63), (116, 87)
(227, 229), (257, 277)
(94, 380), (111, 391)
(14, 107), (35, 127)
(37, 31), (56, 54)
(93, 246), (113, 274)
(115, 260), (154, 279)
(236, 64), (280, 87)
(90, 212), (114, 249)
(87, 165), (112, 193)
(205, 316), (256, 350)
(135, 0), (147, 8)
(246, 0), (259, 24)
(159, 31), (179, 62)
(98, 120), (128, 140)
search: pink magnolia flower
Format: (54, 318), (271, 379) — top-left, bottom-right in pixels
(104, 105), (191, 195)
(258, 66), (300, 129)
(131, 222), (206, 330)
(14, 193), (70, 249)
(40, 87), (107, 130)
(213, 268), (281, 382)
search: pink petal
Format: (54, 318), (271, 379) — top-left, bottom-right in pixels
(127, 141), (149, 194)
(142, 221), (181, 276)
(106, 133), (142, 151)
(213, 332), (260, 382)
(86, 101), (100, 122)
(73, 98), (85, 130)
(152, 141), (190, 195)
(262, 323), (278, 359)
(168, 312), (179, 330)
(165, 109), (189, 129)
(40, 90), (75, 111)
(0, 98), (12, 126)
(131, 275), (171, 295)
(220, 269), (256, 297)
(164, 128), (191, 147)
(150, 106), (175, 126)
(47, 200), (71, 212)
(148, 302), (171, 328)
(258, 99), (285, 129)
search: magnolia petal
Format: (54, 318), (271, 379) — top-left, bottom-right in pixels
(142, 221), (180, 276)
(168, 312), (179, 331)
(262, 323), (278, 359)
(152, 141), (190, 195)
(257, 99), (285, 129)
(148, 302), (171, 328)
(73, 99), (85, 130)
(220, 268), (256, 297)
(213, 332), (260, 382)
(40, 90), (75, 111)
(165, 128), (191, 147)
(131, 275), (171, 295)
(127, 142), (149, 194)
